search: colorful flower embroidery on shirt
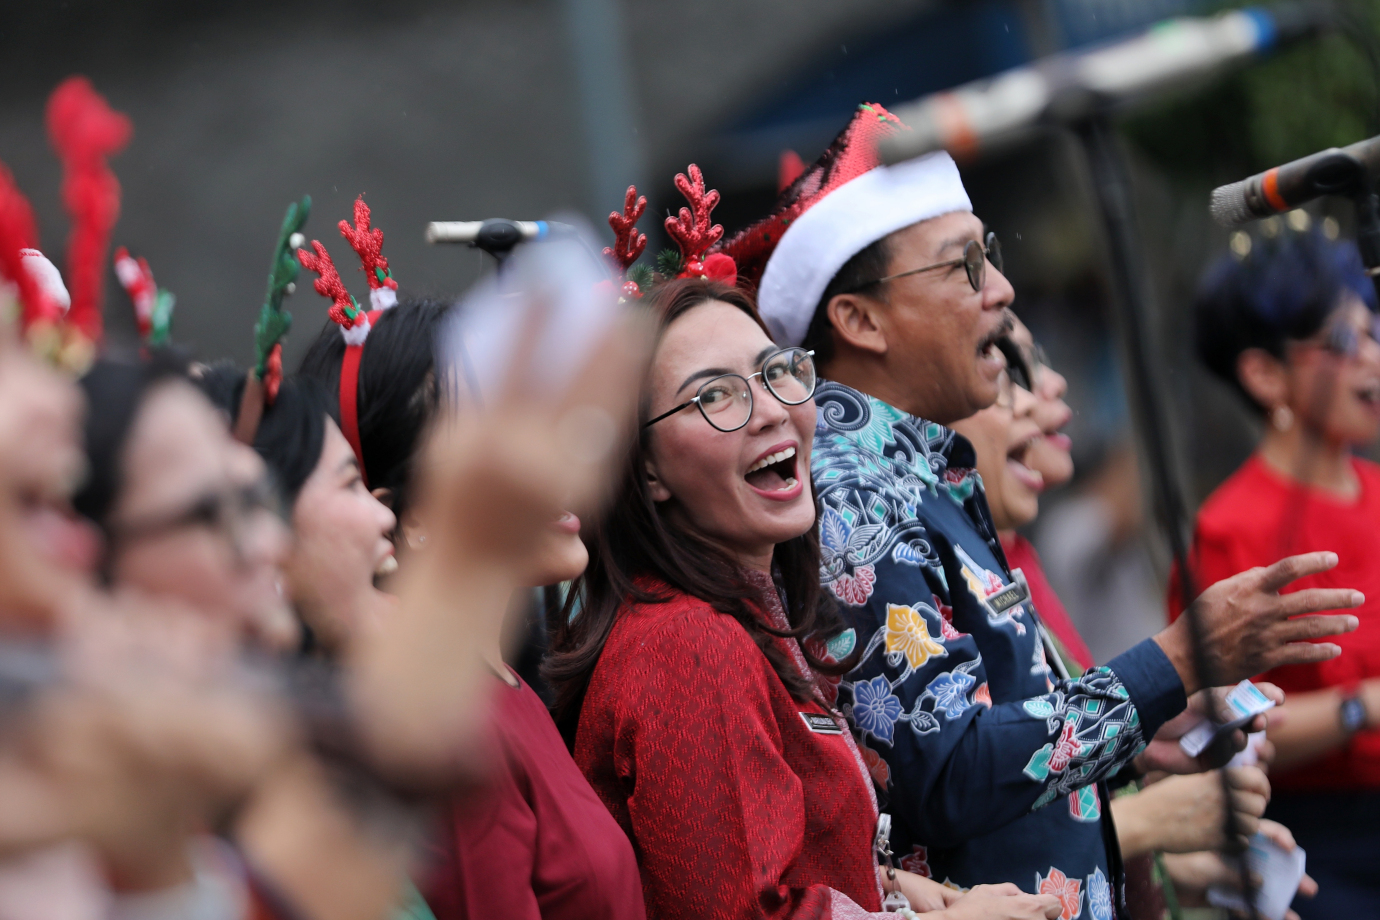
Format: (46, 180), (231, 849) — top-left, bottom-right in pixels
(1037, 868), (1083, 920)
(933, 595), (966, 639)
(851, 675), (903, 744)
(1087, 869), (1112, 920)
(925, 670), (975, 719)
(860, 743), (891, 787)
(830, 564), (876, 606)
(900, 845), (931, 878)
(973, 682), (992, 707)
(886, 604), (947, 669)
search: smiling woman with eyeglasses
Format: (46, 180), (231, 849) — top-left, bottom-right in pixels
(545, 278), (1048, 920)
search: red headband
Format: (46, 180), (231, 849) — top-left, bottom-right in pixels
(297, 198), (397, 486)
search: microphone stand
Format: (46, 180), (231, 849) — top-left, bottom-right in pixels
(1074, 113), (1260, 920)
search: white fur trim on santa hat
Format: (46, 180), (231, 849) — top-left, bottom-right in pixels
(19, 248), (71, 313)
(369, 287), (397, 311)
(340, 316), (371, 346)
(756, 152), (972, 347)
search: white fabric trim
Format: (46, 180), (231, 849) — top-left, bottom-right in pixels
(757, 152), (972, 346)
(369, 287), (397, 311)
(19, 248), (71, 312)
(340, 316), (371, 346)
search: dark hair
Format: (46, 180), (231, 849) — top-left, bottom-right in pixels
(195, 362), (335, 507)
(801, 235), (892, 368)
(544, 277), (855, 743)
(1195, 230), (1377, 413)
(74, 349), (193, 533)
(297, 298), (451, 518)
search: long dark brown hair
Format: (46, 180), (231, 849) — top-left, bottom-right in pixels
(543, 278), (856, 743)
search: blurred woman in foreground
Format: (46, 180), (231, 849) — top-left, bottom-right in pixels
(1176, 230), (1380, 916)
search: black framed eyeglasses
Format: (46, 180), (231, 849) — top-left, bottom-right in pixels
(644, 347), (817, 433)
(109, 478), (282, 557)
(853, 231), (1003, 295)
(1321, 313), (1380, 357)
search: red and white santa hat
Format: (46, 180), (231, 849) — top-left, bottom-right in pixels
(719, 102), (971, 346)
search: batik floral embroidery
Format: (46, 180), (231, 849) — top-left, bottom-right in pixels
(900, 845), (931, 878)
(1087, 869), (1112, 920)
(886, 604), (947, 668)
(860, 742), (891, 787)
(851, 675), (903, 744)
(1037, 868), (1082, 920)
(830, 564), (876, 606)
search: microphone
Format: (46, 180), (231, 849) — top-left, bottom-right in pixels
(880, 3), (1330, 164)
(1209, 135), (1380, 226)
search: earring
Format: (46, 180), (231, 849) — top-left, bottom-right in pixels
(1272, 405), (1294, 432)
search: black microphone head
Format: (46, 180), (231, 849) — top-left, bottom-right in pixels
(1210, 180), (1256, 228)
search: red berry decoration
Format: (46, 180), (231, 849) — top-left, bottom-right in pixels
(621, 280), (642, 299)
(703, 253), (738, 284)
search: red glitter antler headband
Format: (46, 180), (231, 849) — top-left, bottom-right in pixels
(339, 197), (398, 311)
(297, 198), (400, 484)
(603, 165), (736, 299)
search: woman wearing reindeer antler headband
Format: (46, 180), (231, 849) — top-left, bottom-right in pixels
(547, 165), (1057, 920)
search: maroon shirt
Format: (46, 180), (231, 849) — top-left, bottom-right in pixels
(422, 671), (646, 920)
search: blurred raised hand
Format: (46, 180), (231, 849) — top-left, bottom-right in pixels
(349, 265), (652, 781)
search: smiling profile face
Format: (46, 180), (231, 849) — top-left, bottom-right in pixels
(643, 300), (817, 572)
(284, 420), (398, 654)
(951, 369), (1043, 532)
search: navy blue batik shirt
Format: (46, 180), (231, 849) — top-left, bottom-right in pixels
(811, 381), (1186, 920)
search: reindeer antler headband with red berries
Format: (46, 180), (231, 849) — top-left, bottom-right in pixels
(296, 196), (398, 481)
(601, 164), (737, 301)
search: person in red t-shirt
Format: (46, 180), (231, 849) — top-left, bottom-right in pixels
(1171, 228), (1380, 917)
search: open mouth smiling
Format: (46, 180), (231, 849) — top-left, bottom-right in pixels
(745, 445), (800, 494)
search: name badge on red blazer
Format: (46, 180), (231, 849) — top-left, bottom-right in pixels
(800, 712), (844, 734)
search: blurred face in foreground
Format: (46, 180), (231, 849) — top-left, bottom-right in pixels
(0, 330), (95, 623)
(106, 380), (292, 648)
(643, 300), (817, 571)
(284, 421), (398, 653)
(1008, 316), (1074, 489)
(951, 359), (1043, 532)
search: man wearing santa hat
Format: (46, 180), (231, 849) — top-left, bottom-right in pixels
(720, 103), (1358, 915)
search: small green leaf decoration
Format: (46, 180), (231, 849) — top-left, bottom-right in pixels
(147, 289), (174, 348)
(627, 263), (654, 293)
(655, 248), (682, 278)
(255, 195), (311, 378)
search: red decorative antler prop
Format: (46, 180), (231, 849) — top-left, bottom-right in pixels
(113, 246), (155, 336)
(0, 165), (57, 328)
(665, 165), (724, 275)
(298, 240), (369, 343)
(604, 185), (647, 271)
(338, 196), (397, 310)
(46, 76), (132, 346)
